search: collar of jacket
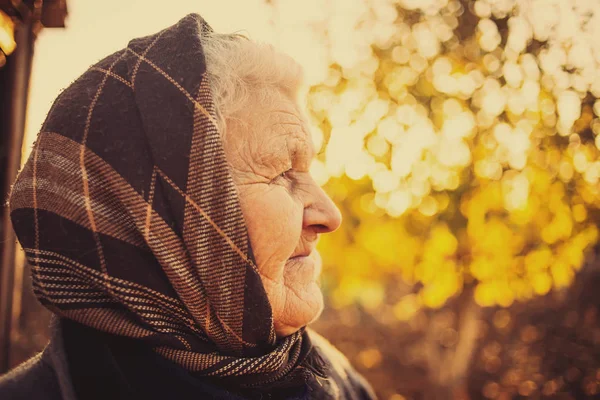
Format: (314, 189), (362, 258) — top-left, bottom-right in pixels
(39, 317), (304, 400)
(36, 317), (375, 400)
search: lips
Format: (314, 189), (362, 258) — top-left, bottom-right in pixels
(289, 253), (311, 260)
(286, 252), (321, 281)
(290, 238), (319, 260)
(290, 248), (314, 259)
(288, 250), (313, 262)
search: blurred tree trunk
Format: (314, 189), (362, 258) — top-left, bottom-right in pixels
(0, 18), (35, 374)
(423, 287), (481, 399)
(0, 1), (66, 372)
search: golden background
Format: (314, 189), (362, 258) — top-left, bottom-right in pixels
(5, 0), (600, 398)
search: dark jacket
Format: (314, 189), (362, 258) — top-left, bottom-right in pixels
(0, 318), (76, 400)
(0, 318), (376, 400)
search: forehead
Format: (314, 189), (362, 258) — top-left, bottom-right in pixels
(226, 95), (315, 163)
(254, 97), (310, 141)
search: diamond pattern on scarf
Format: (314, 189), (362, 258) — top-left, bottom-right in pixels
(9, 13), (306, 386)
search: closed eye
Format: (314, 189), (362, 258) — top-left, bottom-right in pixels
(271, 168), (293, 185)
(278, 168), (293, 180)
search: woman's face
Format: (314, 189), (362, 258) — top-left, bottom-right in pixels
(223, 93), (342, 337)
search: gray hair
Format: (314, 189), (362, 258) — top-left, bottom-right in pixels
(202, 33), (304, 137)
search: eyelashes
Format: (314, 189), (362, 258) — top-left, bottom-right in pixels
(270, 145), (323, 184)
(276, 168), (293, 182)
(270, 168), (297, 190)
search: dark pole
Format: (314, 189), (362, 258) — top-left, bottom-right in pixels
(0, 18), (35, 374)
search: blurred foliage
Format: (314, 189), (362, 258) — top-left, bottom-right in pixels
(271, 0), (600, 310)
(8, 2), (600, 399)
(312, 261), (600, 399)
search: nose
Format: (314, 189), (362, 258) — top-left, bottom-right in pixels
(303, 182), (342, 234)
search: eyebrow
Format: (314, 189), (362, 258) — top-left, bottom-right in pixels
(272, 110), (317, 165)
(272, 122), (316, 165)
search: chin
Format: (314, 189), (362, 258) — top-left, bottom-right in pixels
(307, 284), (325, 323)
(274, 286), (324, 338)
(301, 281), (325, 325)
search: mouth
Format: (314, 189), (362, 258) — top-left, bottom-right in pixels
(286, 251), (322, 281)
(289, 238), (319, 261)
(288, 250), (319, 265)
(289, 248), (313, 260)
(289, 250), (313, 262)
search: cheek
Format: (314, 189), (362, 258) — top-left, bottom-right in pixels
(238, 186), (303, 264)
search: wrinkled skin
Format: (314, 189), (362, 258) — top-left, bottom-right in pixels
(223, 91), (342, 337)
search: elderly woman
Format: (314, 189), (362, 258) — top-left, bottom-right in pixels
(0, 13), (376, 400)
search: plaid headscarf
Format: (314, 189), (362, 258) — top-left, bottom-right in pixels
(9, 13), (316, 388)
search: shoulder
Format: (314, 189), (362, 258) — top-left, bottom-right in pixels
(307, 329), (353, 377)
(0, 350), (63, 400)
(307, 329), (378, 400)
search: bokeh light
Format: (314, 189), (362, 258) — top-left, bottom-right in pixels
(17, 1), (600, 398)
(274, 0), (600, 311)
